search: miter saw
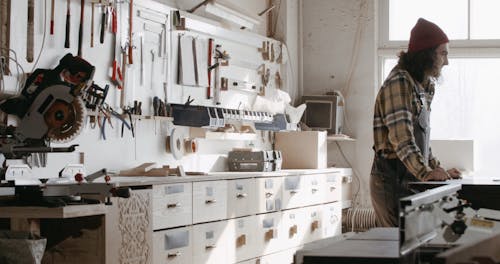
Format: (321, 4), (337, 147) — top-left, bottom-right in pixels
(0, 53), (128, 206)
(0, 53), (93, 160)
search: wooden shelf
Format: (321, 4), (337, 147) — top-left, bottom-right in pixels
(0, 204), (107, 219)
(327, 135), (356, 141)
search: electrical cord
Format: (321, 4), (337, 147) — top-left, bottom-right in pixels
(333, 1), (369, 210)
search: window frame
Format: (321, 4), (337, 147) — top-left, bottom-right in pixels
(377, 0), (500, 87)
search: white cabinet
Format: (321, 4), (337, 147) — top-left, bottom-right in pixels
(227, 215), (258, 263)
(255, 177), (282, 213)
(227, 178), (257, 218)
(153, 226), (192, 264)
(192, 220), (231, 264)
(148, 169), (347, 264)
(193, 180), (228, 224)
(153, 183), (192, 230)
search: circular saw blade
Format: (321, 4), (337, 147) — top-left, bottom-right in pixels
(45, 97), (86, 143)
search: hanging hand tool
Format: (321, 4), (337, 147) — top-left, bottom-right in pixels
(91, 1), (95, 47)
(128, 0), (133, 64)
(78, 0), (85, 56)
(99, 0), (106, 44)
(26, 0), (34, 62)
(140, 35), (144, 85)
(150, 49), (155, 90)
(207, 38), (213, 99)
(120, 46), (127, 108)
(50, 0), (55, 35)
(122, 107), (134, 137)
(110, 6), (122, 89)
(65, 0), (71, 48)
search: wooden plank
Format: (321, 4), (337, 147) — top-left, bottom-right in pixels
(0, 204), (107, 219)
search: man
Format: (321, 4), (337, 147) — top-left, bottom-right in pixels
(370, 18), (461, 227)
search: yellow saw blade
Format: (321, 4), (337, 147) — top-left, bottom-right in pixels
(45, 97), (86, 143)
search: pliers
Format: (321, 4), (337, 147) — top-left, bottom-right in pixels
(121, 107), (135, 138)
(108, 107), (132, 138)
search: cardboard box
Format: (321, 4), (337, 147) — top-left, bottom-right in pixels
(275, 131), (327, 169)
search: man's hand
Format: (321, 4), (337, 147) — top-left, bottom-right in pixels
(425, 167), (450, 181)
(446, 168), (462, 179)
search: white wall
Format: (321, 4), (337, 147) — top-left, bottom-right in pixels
(3, 0), (278, 178)
(301, 0), (377, 207)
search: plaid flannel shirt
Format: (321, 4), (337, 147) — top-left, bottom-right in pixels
(373, 66), (440, 180)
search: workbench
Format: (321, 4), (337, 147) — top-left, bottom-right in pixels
(0, 168), (352, 264)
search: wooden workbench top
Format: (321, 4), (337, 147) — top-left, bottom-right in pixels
(0, 204), (107, 219)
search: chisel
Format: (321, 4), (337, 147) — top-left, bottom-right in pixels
(78, 0), (84, 56)
(26, 0), (34, 62)
(128, 0), (133, 64)
(64, 0), (70, 48)
(90, 2), (94, 47)
(50, 0), (55, 35)
(100, 1), (105, 43)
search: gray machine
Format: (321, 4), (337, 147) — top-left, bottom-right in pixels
(228, 150), (282, 172)
(302, 93), (344, 134)
(295, 184), (500, 264)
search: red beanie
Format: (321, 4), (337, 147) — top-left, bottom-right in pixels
(408, 18), (449, 52)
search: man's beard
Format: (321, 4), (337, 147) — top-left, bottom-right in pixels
(431, 67), (445, 85)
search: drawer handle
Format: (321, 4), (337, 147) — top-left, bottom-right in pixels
(311, 188), (318, 193)
(167, 251), (182, 258)
(205, 199), (217, 204)
(236, 193), (248, 199)
(289, 225), (298, 237)
(265, 192), (273, 198)
(264, 229), (275, 241)
(290, 190), (298, 195)
(236, 234), (246, 247)
(167, 203), (180, 208)
(311, 220), (320, 231)
(330, 186), (336, 191)
(205, 244), (216, 250)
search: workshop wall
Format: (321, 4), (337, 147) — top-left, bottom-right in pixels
(301, 0), (376, 207)
(3, 0), (288, 178)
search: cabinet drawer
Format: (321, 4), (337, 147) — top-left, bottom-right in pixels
(227, 178), (257, 218)
(305, 174), (326, 206)
(193, 181), (228, 224)
(324, 172), (342, 202)
(153, 183), (192, 230)
(153, 226), (192, 264)
(257, 248), (297, 264)
(227, 215), (258, 263)
(255, 177), (282, 213)
(255, 212), (283, 255)
(280, 208), (306, 249)
(303, 205), (324, 244)
(281, 176), (307, 209)
(192, 220), (230, 264)
(322, 202), (342, 238)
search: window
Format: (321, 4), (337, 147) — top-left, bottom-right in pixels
(379, 0), (500, 176)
